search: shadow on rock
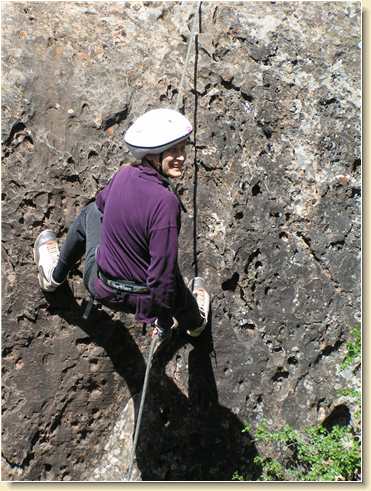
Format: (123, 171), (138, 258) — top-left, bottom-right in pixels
(46, 283), (261, 481)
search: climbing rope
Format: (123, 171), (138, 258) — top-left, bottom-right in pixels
(175, 1), (202, 277)
(125, 334), (158, 481)
(125, 3), (201, 481)
(175, 1), (201, 111)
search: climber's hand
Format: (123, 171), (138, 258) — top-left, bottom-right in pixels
(152, 317), (178, 340)
(153, 325), (171, 340)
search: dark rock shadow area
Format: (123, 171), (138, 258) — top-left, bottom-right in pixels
(45, 284), (260, 481)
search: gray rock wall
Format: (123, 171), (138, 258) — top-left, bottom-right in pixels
(2, 1), (361, 481)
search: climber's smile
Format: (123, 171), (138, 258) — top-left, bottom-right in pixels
(161, 141), (187, 178)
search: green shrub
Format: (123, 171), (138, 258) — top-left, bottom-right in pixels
(233, 325), (362, 481)
(340, 324), (361, 370)
(233, 419), (361, 481)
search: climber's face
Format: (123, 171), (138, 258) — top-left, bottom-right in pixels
(161, 141), (187, 179)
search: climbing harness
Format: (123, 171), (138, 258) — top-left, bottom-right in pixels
(97, 268), (149, 294)
(125, 333), (159, 481)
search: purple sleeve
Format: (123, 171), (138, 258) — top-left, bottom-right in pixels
(147, 196), (181, 325)
(95, 173), (116, 213)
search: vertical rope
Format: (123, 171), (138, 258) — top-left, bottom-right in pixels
(125, 335), (158, 481)
(174, 1), (202, 277)
(175, 1), (201, 111)
(192, 2), (201, 278)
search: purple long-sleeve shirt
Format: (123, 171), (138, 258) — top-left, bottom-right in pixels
(94, 162), (181, 325)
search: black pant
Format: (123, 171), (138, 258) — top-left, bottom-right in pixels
(54, 202), (203, 330)
(53, 202), (101, 295)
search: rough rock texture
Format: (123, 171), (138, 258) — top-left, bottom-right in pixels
(2, 1), (361, 481)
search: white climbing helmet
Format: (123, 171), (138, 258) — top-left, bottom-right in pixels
(124, 108), (193, 160)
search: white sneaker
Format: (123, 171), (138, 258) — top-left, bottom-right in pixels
(33, 230), (63, 292)
(187, 277), (210, 337)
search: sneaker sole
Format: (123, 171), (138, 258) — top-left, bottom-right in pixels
(33, 231), (59, 292)
(187, 322), (206, 337)
(187, 277), (210, 337)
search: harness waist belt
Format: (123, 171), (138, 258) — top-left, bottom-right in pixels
(97, 269), (149, 294)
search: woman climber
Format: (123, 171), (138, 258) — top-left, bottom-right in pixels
(33, 108), (210, 340)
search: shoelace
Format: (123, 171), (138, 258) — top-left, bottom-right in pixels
(46, 241), (60, 258)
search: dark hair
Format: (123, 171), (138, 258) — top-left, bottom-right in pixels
(131, 156), (161, 172)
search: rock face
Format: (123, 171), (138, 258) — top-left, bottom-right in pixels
(2, 1), (361, 481)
